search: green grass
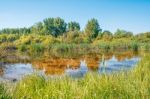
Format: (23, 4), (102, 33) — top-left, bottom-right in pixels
(47, 43), (94, 58)
(1, 54), (149, 99)
(1, 35), (150, 57)
(29, 43), (45, 53)
(0, 84), (11, 99)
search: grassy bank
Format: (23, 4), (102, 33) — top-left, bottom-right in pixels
(0, 33), (150, 57)
(1, 41), (150, 59)
(1, 54), (150, 99)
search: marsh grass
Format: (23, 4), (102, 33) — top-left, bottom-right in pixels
(0, 84), (11, 99)
(29, 43), (45, 54)
(46, 43), (94, 58)
(0, 54), (148, 99)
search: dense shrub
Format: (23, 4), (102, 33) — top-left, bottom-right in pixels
(29, 43), (45, 53)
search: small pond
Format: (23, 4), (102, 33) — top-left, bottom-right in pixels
(0, 51), (141, 81)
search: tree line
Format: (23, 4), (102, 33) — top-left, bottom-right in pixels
(0, 17), (150, 43)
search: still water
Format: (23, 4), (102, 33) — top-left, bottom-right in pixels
(0, 51), (141, 81)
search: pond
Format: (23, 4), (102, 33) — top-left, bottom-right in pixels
(0, 51), (141, 81)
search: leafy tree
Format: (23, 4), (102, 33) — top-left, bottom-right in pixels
(85, 18), (101, 41)
(114, 29), (133, 38)
(63, 31), (88, 44)
(135, 32), (150, 43)
(43, 17), (67, 37)
(102, 30), (113, 40)
(31, 22), (46, 35)
(19, 28), (31, 35)
(68, 21), (80, 31)
(0, 28), (30, 36)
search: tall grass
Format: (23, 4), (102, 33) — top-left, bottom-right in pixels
(0, 84), (11, 99)
(47, 43), (93, 58)
(29, 43), (45, 53)
(2, 41), (149, 58)
(1, 54), (148, 98)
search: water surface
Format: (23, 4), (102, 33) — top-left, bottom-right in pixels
(0, 51), (141, 81)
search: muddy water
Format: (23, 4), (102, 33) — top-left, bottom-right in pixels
(0, 51), (141, 81)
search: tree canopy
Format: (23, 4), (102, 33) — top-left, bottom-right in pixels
(114, 29), (133, 38)
(68, 21), (80, 31)
(0, 17), (148, 43)
(85, 18), (102, 41)
(43, 17), (67, 37)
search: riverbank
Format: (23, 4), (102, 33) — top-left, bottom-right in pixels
(0, 54), (149, 99)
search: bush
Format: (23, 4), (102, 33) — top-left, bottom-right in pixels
(15, 35), (33, 45)
(0, 34), (7, 43)
(131, 42), (139, 51)
(6, 34), (19, 42)
(18, 44), (28, 52)
(29, 43), (45, 53)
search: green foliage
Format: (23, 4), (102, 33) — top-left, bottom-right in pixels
(85, 18), (101, 42)
(114, 29), (133, 38)
(41, 36), (60, 46)
(131, 42), (139, 51)
(68, 21), (80, 31)
(0, 28), (30, 35)
(135, 32), (150, 43)
(0, 84), (11, 99)
(29, 43), (45, 53)
(18, 44), (28, 52)
(46, 43), (93, 58)
(97, 42), (111, 52)
(142, 43), (150, 51)
(0, 34), (7, 43)
(30, 22), (46, 35)
(63, 31), (89, 44)
(0, 17), (150, 53)
(101, 30), (113, 40)
(43, 17), (67, 37)
(15, 35), (33, 45)
(0, 34), (19, 43)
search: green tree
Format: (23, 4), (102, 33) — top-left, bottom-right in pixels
(102, 30), (113, 40)
(31, 22), (47, 35)
(43, 17), (67, 37)
(85, 18), (101, 41)
(68, 21), (80, 31)
(114, 29), (133, 38)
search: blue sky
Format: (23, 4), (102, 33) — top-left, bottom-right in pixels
(0, 0), (150, 33)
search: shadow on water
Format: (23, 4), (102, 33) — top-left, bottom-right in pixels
(0, 50), (141, 81)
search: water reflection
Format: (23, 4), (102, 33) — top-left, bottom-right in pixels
(65, 60), (88, 78)
(99, 56), (140, 74)
(32, 58), (80, 75)
(0, 51), (141, 81)
(0, 63), (34, 81)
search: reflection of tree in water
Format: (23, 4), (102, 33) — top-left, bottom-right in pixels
(32, 58), (80, 75)
(114, 51), (138, 61)
(83, 55), (100, 71)
(32, 51), (140, 75)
